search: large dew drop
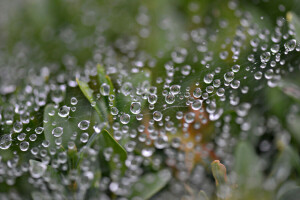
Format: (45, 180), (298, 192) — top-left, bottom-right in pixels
(0, 134), (12, 150)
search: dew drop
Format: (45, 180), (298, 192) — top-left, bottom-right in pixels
(130, 102), (141, 114)
(153, 111), (163, 121)
(80, 132), (89, 143)
(29, 160), (47, 179)
(284, 39), (296, 52)
(58, 105), (70, 117)
(224, 71), (234, 82)
(0, 134), (12, 150)
(193, 88), (202, 98)
(78, 120), (90, 130)
(100, 83), (110, 96)
(191, 99), (202, 110)
(170, 85), (181, 95)
(120, 114), (130, 124)
(165, 93), (175, 104)
(70, 97), (78, 105)
(52, 127), (63, 137)
(20, 141), (29, 151)
(260, 52), (271, 63)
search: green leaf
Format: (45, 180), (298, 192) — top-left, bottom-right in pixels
(278, 80), (300, 103)
(268, 145), (300, 184)
(287, 12), (300, 42)
(97, 64), (108, 86)
(288, 115), (300, 145)
(278, 187), (300, 200)
(43, 104), (76, 150)
(68, 146), (78, 170)
(197, 190), (210, 200)
(129, 169), (171, 199)
(234, 141), (262, 189)
(100, 129), (127, 174)
(76, 78), (108, 123)
(96, 64), (116, 109)
(43, 104), (62, 149)
(30, 160), (64, 199)
(102, 129), (127, 160)
(43, 87), (100, 150)
(116, 69), (152, 114)
(76, 131), (101, 167)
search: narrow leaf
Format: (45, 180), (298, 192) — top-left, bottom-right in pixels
(130, 169), (171, 199)
(287, 12), (300, 42)
(76, 78), (108, 122)
(101, 129), (127, 173)
(197, 190), (210, 200)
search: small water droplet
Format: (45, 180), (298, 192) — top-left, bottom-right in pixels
(52, 127), (63, 137)
(130, 102), (141, 114)
(78, 120), (90, 130)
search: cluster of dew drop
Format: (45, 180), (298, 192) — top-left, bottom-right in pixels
(0, 0), (300, 199)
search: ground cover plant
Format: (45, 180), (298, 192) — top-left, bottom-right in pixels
(1, 0), (300, 199)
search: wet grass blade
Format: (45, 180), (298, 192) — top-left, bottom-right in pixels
(287, 12), (300, 41)
(76, 78), (108, 122)
(129, 169), (171, 199)
(101, 129), (127, 174)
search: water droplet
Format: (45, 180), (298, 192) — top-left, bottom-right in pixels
(58, 105), (70, 117)
(80, 132), (89, 143)
(120, 114), (130, 124)
(130, 102), (141, 114)
(254, 71), (263, 80)
(231, 64), (240, 73)
(260, 52), (271, 63)
(70, 97), (78, 105)
(121, 82), (133, 96)
(184, 112), (195, 123)
(204, 73), (214, 84)
(13, 121), (23, 133)
(230, 80), (240, 89)
(153, 111), (163, 121)
(171, 48), (187, 63)
(29, 160), (47, 179)
(111, 107), (119, 115)
(141, 147), (154, 157)
(193, 88), (202, 98)
(52, 127), (63, 137)
(191, 99), (202, 110)
(0, 134), (12, 150)
(181, 65), (191, 76)
(20, 141), (29, 151)
(78, 120), (90, 130)
(170, 85), (181, 95)
(284, 39), (296, 51)
(35, 127), (44, 134)
(165, 93), (175, 104)
(148, 94), (158, 104)
(224, 71), (234, 82)
(100, 83), (110, 96)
